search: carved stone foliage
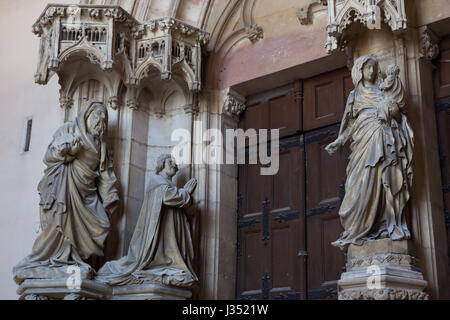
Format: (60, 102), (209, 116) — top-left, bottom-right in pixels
(223, 89), (247, 117)
(33, 4), (209, 94)
(323, 0), (407, 53)
(337, 239), (430, 300)
(420, 28), (440, 61)
(339, 289), (429, 300)
(245, 24), (264, 43)
(346, 253), (416, 269)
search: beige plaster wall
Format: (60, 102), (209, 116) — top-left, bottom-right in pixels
(0, 0), (74, 299)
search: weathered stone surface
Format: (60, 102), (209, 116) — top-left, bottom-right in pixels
(337, 239), (429, 300)
(18, 279), (192, 300)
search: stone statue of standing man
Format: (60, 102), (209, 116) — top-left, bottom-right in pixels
(96, 154), (199, 289)
(13, 100), (119, 285)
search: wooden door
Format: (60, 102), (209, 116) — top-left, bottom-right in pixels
(237, 88), (306, 300)
(237, 68), (352, 300)
(434, 36), (450, 258)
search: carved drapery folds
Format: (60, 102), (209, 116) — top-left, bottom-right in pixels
(33, 4), (210, 102)
(323, 0), (407, 53)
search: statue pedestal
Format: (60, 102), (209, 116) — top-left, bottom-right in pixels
(111, 283), (193, 300)
(18, 279), (192, 300)
(337, 239), (429, 300)
(18, 279), (111, 300)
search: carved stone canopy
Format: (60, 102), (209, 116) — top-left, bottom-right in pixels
(33, 4), (210, 93)
(322, 0), (407, 53)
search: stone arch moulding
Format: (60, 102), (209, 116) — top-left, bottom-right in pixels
(323, 0), (407, 53)
(205, 0), (264, 89)
(32, 4), (210, 111)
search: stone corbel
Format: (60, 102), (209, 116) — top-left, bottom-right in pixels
(126, 99), (138, 111)
(245, 24), (264, 43)
(59, 89), (73, 110)
(126, 87), (138, 111)
(108, 96), (120, 110)
(223, 89), (247, 117)
(184, 104), (199, 115)
(420, 28), (440, 61)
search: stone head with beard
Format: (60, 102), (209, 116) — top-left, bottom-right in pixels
(85, 101), (107, 138)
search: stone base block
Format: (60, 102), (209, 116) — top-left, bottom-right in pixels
(111, 283), (192, 300)
(18, 279), (111, 300)
(17, 279), (192, 300)
(338, 239), (429, 300)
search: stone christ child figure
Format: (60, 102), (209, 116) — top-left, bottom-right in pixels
(325, 56), (414, 250)
(13, 101), (119, 284)
(96, 154), (199, 288)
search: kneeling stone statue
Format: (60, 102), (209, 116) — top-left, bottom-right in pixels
(96, 154), (199, 293)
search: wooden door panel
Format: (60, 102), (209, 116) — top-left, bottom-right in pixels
(303, 68), (349, 131)
(437, 106), (450, 198)
(272, 142), (302, 213)
(270, 226), (295, 290)
(435, 37), (450, 259)
(305, 124), (347, 213)
(269, 93), (301, 138)
(344, 74), (354, 103)
(435, 37), (450, 98)
(305, 125), (348, 300)
(246, 163), (271, 215)
(244, 102), (270, 133)
(238, 161), (271, 300)
(269, 141), (305, 299)
(306, 212), (343, 300)
(239, 228), (265, 299)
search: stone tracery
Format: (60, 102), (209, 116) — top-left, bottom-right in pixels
(323, 0), (407, 53)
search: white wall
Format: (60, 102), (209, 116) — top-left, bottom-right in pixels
(0, 0), (74, 299)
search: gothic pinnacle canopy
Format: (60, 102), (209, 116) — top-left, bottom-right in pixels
(32, 4), (210, 92)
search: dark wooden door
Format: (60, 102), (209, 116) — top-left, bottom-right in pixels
(434, 36), (450, 258)
(237, 68), (352, 300)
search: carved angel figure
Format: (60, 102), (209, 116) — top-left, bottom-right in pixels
(325, 56), (414, 250)
(13, 101), (119, 284)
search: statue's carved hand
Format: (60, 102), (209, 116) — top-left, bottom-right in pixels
(57, 135), (82, 163)
(69, 138), (83, 156)
(325, 138), (342, 156)
(184, 179), (198, 195)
